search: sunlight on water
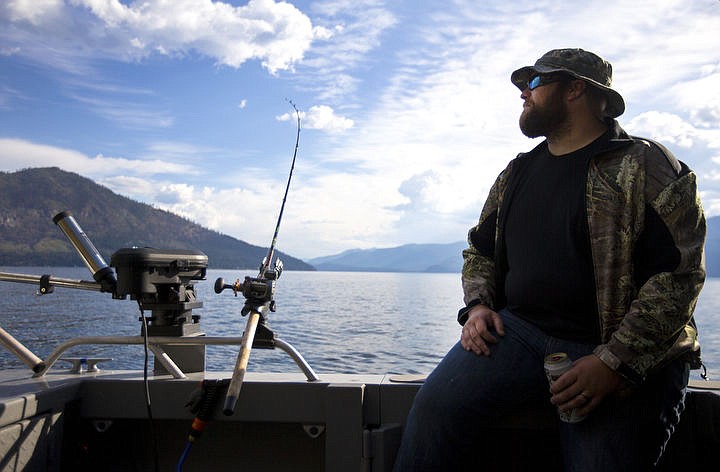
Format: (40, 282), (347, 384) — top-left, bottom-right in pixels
(692, 281), (720, 380)
(0, 267), (718, 381)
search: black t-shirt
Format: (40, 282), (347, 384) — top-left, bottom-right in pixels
(503, 136), (608, 343)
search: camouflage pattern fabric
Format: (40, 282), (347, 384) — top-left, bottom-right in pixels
(462, 120), (706, 382)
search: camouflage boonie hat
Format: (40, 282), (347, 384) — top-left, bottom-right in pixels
(511, 48), (625, 118)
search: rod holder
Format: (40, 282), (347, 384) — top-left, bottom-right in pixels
(53, 211), (117, 290)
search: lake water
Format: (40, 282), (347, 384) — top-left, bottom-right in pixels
(1, 267), (718, 381)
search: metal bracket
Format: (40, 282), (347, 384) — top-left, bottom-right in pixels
(59, 357), (112, 374)
(303, 424), (325, 439)
(38, 274), (54, 295)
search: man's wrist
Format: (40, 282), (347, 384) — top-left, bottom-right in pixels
(593, 346), (642, 385)
(457, 299), (486, 326)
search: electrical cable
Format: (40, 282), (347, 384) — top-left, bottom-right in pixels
(176, 379), (229, 470)
(176, 441), (192, 471)
(139, 303), (160, 472)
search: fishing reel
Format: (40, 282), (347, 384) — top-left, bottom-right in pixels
(213, 257), (284, 355)
(214, 258), (283, 317)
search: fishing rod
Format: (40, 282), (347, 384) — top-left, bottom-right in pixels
(259, 100), (301, 281)
(215, 100), (310, 417)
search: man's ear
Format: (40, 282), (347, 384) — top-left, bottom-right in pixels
(566, 79), (587, 102)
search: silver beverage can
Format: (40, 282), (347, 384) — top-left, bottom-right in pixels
(544, 352), (586, 423)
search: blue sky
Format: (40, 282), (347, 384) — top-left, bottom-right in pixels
(1, 0), (719, 260)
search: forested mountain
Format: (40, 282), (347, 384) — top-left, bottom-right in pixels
(0, 167), (313, 270)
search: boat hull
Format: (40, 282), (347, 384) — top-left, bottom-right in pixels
(0, 369), (718, 471)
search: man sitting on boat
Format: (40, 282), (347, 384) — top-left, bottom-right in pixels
(393, 48), (706, 471)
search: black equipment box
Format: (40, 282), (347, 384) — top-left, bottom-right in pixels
(110, 248), (208, 299)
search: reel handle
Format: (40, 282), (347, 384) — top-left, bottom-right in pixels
(214, 277), (237, 294)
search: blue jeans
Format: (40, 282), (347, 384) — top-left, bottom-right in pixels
(392, 309), (688, 471)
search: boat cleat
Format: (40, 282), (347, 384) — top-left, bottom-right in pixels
(58, 357), (113, 374)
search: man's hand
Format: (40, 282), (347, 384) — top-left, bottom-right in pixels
(549, 354), (623, 416)
(460, 305), (505, 356)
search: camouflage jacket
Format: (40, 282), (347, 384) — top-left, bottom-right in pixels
(461, 121), (706, 382)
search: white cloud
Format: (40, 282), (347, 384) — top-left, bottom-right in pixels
(69, 93), (175, 129)
(154, 183), (201, 205)
(103, 177), (291, 248)
(699, 188), (720, 221)
(139, 141), (221, 162)
(625, 112), (701, 148)
(279, 171), (404, 255)
(398, 170), (470, 214)
(97, 175), (159, 202)
(3, 0), (64, 26)
(296, 0), (398, 101)
(667, 69), (720, 130)
(624, 111), (720, 163)
(277, 104), (354, 133)
(622, 111), (720, 216)
(301, 105), (354, 132)
(0, 138), (197, 177)
(0, 84), (29, 110)
(1, 0), (326, 74)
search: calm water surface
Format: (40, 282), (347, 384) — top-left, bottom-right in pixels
(1, 267), (718, 381)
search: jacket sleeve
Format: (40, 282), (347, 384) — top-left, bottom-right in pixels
(593, 154), (706, 382)
(459, 165), (511, 325)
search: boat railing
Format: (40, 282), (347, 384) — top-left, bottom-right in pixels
(0, 321), (318, 381)
(39, 335), (318, 380)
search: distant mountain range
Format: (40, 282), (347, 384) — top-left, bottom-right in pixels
(2, 167), (718, 277)
(310, 219), (720, 278)
(0, 167), (313, 270)
(307, 242), (467, 273)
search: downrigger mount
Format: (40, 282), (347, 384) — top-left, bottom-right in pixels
(111, 247), (208, 337)
(63, 210), (210, 372)
(0, 211), (209, 374)
(53, 210), (209, 339)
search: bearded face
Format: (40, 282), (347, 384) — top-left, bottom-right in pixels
(519, 83), (569, 138)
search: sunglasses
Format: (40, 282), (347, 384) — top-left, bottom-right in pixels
(527, 74), (568, 91)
